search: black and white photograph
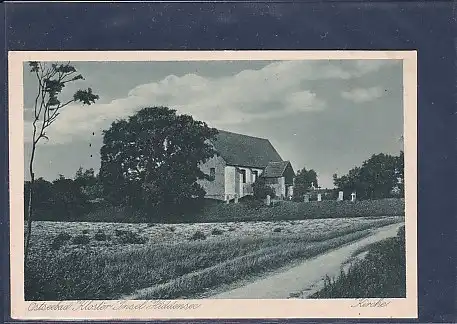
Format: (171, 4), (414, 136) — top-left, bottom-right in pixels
(8, 51), (418, 319)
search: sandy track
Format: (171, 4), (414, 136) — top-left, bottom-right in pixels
(210, 222), (404, 299)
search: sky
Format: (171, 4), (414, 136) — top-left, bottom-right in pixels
(23, 59), (403, 189)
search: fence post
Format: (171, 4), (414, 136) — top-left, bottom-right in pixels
(337, 191), (344, 201)
(266, 195), (271, 206)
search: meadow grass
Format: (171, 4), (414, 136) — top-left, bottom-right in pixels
(310, 226), (406, 298)
(25, 218), (399, 301)
(130, 230), (371, 299)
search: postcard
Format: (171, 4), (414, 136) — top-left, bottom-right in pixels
(8, 50), (417, 320)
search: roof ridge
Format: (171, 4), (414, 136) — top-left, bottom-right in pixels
(262, 160), (291, 177)
(216, 129), (269, 141)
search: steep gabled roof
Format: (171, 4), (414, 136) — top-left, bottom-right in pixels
(211, 130), (283, 168)
(262, 161), (293, 178)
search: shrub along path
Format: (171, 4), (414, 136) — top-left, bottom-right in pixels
(210, 222), (404, 299)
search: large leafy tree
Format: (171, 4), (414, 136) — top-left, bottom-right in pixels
(333, 152), (404, 200)
(293, 167), (318, 198)
(99, 106), (218, 220)
(25, 62), (99, 261)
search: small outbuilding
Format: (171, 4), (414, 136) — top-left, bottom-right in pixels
(261, 161), (295, 199)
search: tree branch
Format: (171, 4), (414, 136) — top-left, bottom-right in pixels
(32, 62), (97, 145)
(61, 71), (77, 83)
(45, 98), (75, 127)
(33, 72), (42, 121)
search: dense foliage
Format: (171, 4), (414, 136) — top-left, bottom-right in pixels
(24, 168), (101, 221)
(293, 167), (318, 199)
(333, 152), (404, 200)
(252, 177), (276, 199)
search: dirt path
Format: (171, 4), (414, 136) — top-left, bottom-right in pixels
(210, 222), (404, 299)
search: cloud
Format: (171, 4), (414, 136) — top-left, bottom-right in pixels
(341, 86), (384, 103)
(24, 60), (396, 145)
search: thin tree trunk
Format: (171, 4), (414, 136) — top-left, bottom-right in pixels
(24, 144), (36, 264)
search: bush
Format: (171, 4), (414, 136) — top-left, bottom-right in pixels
(115, 229), (129, 236)
(117, 230), (147, 244)
(252, 178), (275, 200)
(189, 230), (206, 241)
(71, 234), (90, 245)
(50, 232), (72, 250)
(211, 228), (223, 235)
(94, 230), (108, 241)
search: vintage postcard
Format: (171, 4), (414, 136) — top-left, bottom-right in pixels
(8, 50), (417, 320)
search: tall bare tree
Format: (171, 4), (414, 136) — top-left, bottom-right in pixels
(25, 62), (99, 262)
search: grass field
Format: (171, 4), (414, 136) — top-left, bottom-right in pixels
(310, 226), (406, 298)
(25, 216), (403, 300)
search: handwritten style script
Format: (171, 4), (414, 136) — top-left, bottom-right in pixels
(351, 298), (392, 308)
(28, 300), (202, 312)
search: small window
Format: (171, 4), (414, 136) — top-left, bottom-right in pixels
(252, 170), (258, 182)
(209, 168), (215, 181)
(240, 169), (246, 183)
